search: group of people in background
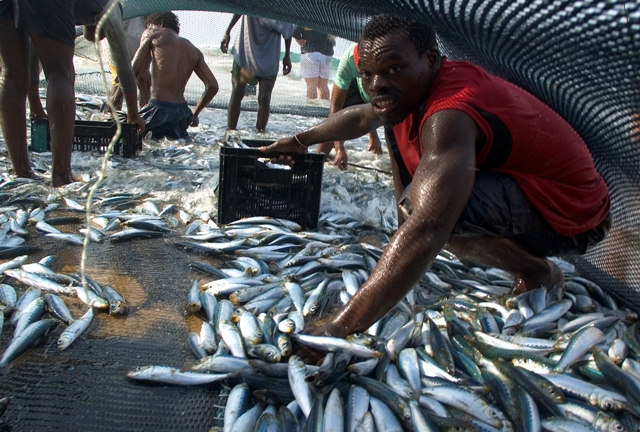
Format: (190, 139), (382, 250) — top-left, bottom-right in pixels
(0, 4), (364, 187)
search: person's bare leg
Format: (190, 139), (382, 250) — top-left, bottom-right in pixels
(227, 75), (246, 130)
(31, 34), (76, 186)
(445, 235), (564, 293)
(0, 20), (35, 178)
(304, 77), (318, 99)
(256, 78), (275, 132)
(28, 45), (46, 118)
(318, 77), (330, 100)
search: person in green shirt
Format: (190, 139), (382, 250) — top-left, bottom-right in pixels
(317, 43), (382, 170)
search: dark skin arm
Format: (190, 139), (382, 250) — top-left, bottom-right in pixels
(307, 109), (480, 338)
(132, 33), (153, 108)
(132, 30), (153, 79)
(282, 37), (292, 75)
(384, 129), (407, 227)
(220, 14), (242, 54)
(191, 51), (219, 126)
(137, 67), (151, 108)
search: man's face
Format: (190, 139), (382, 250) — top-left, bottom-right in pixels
(359, 31), (438, 125)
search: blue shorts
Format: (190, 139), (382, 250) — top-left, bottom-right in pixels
(139, 99), (193, 140)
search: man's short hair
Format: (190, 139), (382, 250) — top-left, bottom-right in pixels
(361, 14), (436, 55)
(145, 12), (180, 34)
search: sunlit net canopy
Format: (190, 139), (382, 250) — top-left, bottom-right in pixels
(107, 0), (640, 307)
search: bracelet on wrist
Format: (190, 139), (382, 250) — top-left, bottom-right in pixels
(294, 133), (307, 150)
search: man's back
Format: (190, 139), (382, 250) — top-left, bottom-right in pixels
(146, 27), (202, 103)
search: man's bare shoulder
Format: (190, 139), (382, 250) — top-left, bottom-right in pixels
(177, 36), (204, 57)
(178, 35), (199, 50)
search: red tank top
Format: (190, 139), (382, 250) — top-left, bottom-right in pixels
(392, 58), (610, 236)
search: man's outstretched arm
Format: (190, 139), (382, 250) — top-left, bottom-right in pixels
(260, 103), (383, 155)
(313, 109), (479, 337)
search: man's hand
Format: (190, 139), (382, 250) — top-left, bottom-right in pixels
(294, 318), (347, 365)
(282, 55), (292, 75)
(191, 115), (199, 127)
(220, 33), (231, 54)
(260, 136), (307, 166)
(294, 38), (306, 47)
(333, 147), (348, 170)
(127, 112), (146, 135)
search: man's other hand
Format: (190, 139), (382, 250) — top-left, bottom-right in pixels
(191, 115), (199, 127)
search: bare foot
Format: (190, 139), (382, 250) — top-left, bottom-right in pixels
(510, 260), (565, 294)
(51, 173), (77, 187)
(16, 170), (38, 180)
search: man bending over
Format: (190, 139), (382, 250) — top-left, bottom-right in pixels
(263, 14), (611, 339)
(132, 12), (218, 140)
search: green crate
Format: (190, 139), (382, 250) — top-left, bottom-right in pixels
(30, 118), (141, 158)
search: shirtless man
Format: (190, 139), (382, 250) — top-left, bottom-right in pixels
(132, 12), (218, 140)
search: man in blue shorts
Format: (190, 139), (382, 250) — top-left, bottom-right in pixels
(133, 12), (218, 141)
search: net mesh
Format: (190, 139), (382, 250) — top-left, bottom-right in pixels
(14, 1), (640, 430)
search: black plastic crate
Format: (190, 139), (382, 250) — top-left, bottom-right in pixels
(30, 118), (141, 158)
(218, 139), (325, 230)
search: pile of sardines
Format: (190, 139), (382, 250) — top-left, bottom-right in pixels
(123, 215), (640, 432)
(0, 176), (638, 431)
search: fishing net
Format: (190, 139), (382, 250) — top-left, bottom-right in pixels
(10, 0), (640, 430)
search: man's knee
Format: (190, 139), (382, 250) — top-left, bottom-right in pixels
(257, 90), (272, 107)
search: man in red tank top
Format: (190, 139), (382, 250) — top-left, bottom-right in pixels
(262, 14), (611, 340)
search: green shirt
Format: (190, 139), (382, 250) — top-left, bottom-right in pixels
(333, 44), (369, 103)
